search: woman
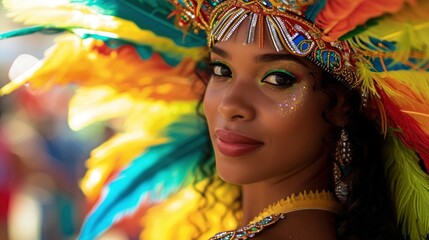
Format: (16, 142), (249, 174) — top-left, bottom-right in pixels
(206, 21), (351, 239)
(204, 15), (396, 239)
(1, 0), (429, 239)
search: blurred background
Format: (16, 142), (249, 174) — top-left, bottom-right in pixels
(0, 4), (136, 240)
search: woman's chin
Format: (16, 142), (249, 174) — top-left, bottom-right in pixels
(216, 163), (265, 185)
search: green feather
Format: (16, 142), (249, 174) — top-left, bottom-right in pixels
(383, 132), (429, 239)
(339, 18), (380, 41)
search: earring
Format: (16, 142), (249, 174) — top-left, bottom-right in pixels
(334, 128), (352, 202)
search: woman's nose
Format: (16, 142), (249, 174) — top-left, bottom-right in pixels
(217, 79), (255, 121)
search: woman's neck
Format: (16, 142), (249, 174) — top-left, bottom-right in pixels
(240, 154), (332, 225)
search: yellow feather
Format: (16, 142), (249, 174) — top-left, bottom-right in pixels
(357, 62), (379, 97)
(1, 35), (205, 102)
(355, 66), (429, 135)
(386, 71), (429, 103)
(349, 1), (429, 61)
(72, 86), (199, 199)
(69, 87), (199, 131)
(371, 71), (429, 134)
(68, 87), (135, 131)
(80, 133), (166, 200)
(3, 0), (207, 62)
(141, 177), (240, 240)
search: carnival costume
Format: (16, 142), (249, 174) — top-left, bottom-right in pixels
(1, 0), (429, 239)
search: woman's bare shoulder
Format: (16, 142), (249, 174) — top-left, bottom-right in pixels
(252, 210), (336, 240)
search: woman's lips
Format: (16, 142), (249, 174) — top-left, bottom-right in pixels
(215, 129), (263, 157)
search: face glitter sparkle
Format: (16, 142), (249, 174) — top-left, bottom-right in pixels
(274, 81), (309, 118)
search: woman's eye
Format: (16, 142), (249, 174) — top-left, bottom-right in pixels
(261, 71), (296, 88)
(210, 62), (232, 78)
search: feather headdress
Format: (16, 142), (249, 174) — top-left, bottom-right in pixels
(1, 0), (429, 239)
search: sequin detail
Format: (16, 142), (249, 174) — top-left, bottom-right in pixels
(209, 191), (340, 239)
(209, 214), (286, 240)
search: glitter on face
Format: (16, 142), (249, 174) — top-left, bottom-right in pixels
(274, 81), (309, 118)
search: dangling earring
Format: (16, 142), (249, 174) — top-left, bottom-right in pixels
(334, 128), (352, 202)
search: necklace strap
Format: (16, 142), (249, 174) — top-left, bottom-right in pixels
(250, 190), (339, 224)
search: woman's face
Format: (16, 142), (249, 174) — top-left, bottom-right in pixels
(204, 20), (332, 185)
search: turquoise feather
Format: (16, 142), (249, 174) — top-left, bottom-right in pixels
(70, 0), (207, 47)
(78, 114), (212, 240)
(0, 26), (192, 66)
(0, 26), (64, 39)
(304, 0), (326, 22)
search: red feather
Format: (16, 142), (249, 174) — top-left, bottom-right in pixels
(379, 88), (429, 172)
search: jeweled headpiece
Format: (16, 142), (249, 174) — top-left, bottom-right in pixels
(173, 0), (358, 88)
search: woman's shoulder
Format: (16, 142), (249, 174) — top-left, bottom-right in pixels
(253, 210), (337, 240)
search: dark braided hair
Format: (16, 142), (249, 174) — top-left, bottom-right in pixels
(319, 74), (402, 239)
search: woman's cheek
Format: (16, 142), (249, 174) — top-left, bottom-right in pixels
(272, 81), (310, 119)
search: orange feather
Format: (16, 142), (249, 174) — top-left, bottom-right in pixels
(315, 0), (415, 41)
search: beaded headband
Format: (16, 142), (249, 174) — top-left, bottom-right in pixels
(171, 0), (360, 89)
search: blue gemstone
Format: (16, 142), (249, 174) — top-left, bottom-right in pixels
(260, 216), (274, 225)
(300, 42), (309, 51)
(220, 232), (234, 240)
(209, 0), (223, 7)
(293, 34), (305, 45)
(262, 0), (273, 7)
(236, 231), (246, 237)
(317, 50), (341, 70)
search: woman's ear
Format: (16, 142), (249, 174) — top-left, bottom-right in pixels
(330, 88), (350, 127)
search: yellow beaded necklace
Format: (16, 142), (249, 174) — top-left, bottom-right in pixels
(210, 190), (340, 240)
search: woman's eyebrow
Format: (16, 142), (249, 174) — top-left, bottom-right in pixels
(211, 46), (230, 59)
(255, 53), (310, 68)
